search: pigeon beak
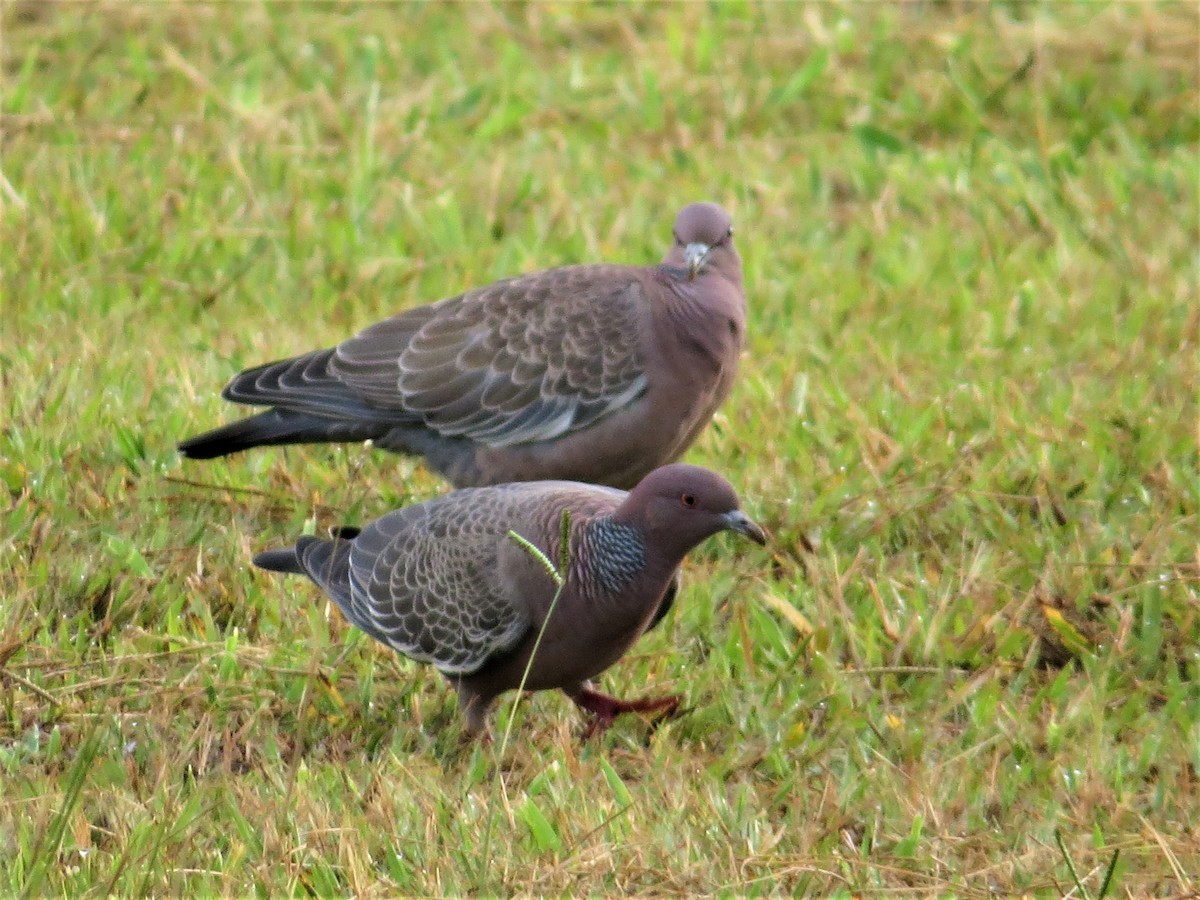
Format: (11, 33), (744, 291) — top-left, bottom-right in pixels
(723, 510), (768, 545)
(684, 242), (711, 280)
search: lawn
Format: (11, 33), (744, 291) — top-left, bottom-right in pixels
(2, 2), (1197, 895)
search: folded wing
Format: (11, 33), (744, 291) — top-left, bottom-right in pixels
(329, 266), (650, 447)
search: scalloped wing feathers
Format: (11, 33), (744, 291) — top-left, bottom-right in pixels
(325, 266), (649, 448)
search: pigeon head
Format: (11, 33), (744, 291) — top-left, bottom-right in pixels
(614, 463), (767, 553)
(665, 202), (738, 281)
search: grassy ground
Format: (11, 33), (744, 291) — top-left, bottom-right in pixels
(2, 2), (1197, 895)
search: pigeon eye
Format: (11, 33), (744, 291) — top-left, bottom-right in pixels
(681, 493), (697, 508)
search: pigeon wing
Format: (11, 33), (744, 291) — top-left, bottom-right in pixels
(331, 265), (650, 448)
(340, 489), (540, 675)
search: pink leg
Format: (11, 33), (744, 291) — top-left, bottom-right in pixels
(568, 684), (683, 737)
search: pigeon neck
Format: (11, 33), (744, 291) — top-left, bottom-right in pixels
(710, 254), (744, 290)
(608, 500), (698, 577)
(656, 272), (746, 371)
(577, 517), (647, 595)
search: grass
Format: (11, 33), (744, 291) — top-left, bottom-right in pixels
(2, 0), (1197, 894)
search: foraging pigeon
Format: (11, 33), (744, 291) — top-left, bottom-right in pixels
(253, 463), (766, 737)
(179, 203), (745, 489)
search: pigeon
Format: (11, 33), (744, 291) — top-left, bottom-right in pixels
(179, 202), (745, 489)
(252, 463), (766, 738)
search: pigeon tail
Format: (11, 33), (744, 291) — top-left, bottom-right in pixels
(178, 409), (386, 459)
(252, 545), (306, 574)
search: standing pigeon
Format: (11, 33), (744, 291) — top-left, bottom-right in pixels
(252, 463), (766, 738)
(179, 203), (745, 489)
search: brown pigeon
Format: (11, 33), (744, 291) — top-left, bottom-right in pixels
(179, 203), (745, 489)
(252, 463), (766, 738)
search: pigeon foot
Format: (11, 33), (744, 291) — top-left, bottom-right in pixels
(570, 686), (682, 738)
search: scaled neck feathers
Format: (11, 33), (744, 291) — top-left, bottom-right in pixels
(575, 517), (647, 596)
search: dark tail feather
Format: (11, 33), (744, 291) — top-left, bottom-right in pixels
(178, 409), (384, 459)
(252, 545), (307, 574)
(253, 534), (338, 575)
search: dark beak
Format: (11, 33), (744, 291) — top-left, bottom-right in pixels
(723, 509), (768, 545)
(684, 242), (710, 280)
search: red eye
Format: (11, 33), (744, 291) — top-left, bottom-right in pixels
(681, 493), (697, 508)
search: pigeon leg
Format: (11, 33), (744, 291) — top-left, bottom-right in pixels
(455, 683), (495, 741)
(567, 683), (682, 737)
